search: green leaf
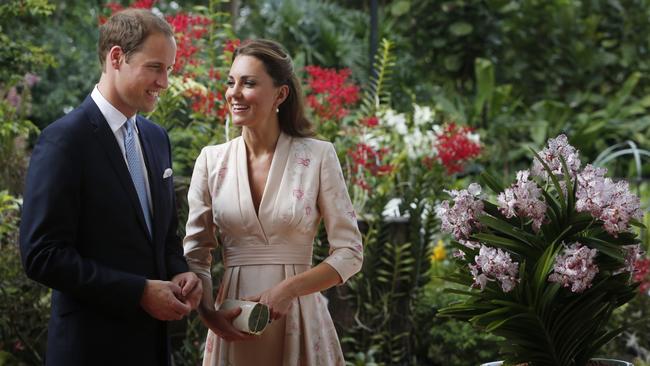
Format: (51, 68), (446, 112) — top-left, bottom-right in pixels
(444, 55), (462, 71)
(471, 233), (531, 256)
(532, 242), (560, 301)
(479, 171), (505, 194)
(580, 236), (624, 261)
(474, 58), (495, 115)
(478, 215), (542, 249)
(449, 21), (473, 36)
(390, 0), (410, 16)
(630, 218), (647, 228)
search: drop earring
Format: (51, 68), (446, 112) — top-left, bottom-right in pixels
(276, 107), (279, 113)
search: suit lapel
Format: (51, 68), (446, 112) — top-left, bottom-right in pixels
(83, 97), (153, 243)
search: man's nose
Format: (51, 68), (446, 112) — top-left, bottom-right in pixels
(157, 71), (169, 89)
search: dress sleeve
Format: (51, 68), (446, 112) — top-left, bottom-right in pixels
(183, 147), (218, 282)
(317, 143), (364, 284)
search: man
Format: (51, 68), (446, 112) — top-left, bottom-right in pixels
(19, 9), (201, 365)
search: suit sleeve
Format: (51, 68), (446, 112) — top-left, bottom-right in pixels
(162, 130), (190, 278)
(19, 129), (146, 313)
(317, 143), (364, 284)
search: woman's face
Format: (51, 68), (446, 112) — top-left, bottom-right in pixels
(226, 55), (286, 128)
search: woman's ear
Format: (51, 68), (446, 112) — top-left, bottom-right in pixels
(275, 85), (289, 108)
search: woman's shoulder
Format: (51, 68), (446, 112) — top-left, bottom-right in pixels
(291, 136), (334, 154)
(200, 136), (239, 156)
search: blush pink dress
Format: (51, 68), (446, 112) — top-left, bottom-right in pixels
(183, 132), (363, 366)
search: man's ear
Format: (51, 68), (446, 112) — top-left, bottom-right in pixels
(108, 46), (124, 70)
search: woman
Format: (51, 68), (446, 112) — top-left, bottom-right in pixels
(183, 39), (363, 366)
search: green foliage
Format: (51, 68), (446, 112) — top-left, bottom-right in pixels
(598, 292), (650, 364)
(415, 278), (502, 366)
(0, 0), (53, 193)
(170, 313), (208, 366)
(357, 39), (394, 120)
(146, 3), (237, 179)
(0, 191), (50, 365)
(0, 0), (55, 87)
(237, 0), (369, 81)
(28, 1), (102, 130)
(0, 99), (39, 194)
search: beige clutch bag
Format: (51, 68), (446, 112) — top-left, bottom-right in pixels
(218, 299), (270, 335)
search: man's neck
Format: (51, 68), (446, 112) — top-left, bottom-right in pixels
(97, 73), (135, 117)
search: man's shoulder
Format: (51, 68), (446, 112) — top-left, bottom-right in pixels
(41, 103), (91, 139)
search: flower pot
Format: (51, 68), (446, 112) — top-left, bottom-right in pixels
(481, 359), (633, 366)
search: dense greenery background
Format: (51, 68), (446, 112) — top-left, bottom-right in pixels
(1, 0), (649, 365)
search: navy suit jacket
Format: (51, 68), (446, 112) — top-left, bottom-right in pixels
(19, 96), (188, 365)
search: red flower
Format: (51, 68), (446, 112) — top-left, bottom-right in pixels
(105, 2), (124, 13)
(348, 143), (392, 181)
(634, 257), (650, 294)
(131, 0), (155, 9)
(304, 66), (359, 121)
(434, 123), (481, 174)
(224, 39), (241, 53)
(165, 13), (211, 73)
(13, 340), (24, 352)
(360, 116), (378, 127)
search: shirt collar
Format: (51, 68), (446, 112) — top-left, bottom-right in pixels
(90, 85), (138, 134)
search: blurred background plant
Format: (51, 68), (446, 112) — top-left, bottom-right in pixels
(0, 2), (55, 363)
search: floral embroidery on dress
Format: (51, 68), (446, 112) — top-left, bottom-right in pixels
(206, 333), (214, 353)
(295, 148), (311, 168)
(278, 140), (321, 234)
(209, 149), (228, 194)
(218, 167), (227, 179)
(296, 156), (311, 167)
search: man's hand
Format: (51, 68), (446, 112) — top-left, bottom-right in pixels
(140, 280), (191, 321)
(171, 272), (202, 310)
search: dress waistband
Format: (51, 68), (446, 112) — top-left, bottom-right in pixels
(223, 244), (313, 267)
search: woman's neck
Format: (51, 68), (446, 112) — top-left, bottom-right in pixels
(242, 125), (281, 158)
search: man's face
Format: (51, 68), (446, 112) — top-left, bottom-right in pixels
(113, 32), (176, 116)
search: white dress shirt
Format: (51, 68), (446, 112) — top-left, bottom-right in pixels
(91, 86), (153, 213)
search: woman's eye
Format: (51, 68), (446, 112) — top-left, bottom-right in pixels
(244, 81), (255, 87)
(226, 80), (235, 87)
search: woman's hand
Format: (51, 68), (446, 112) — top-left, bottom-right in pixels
(246, 282), (295, 321)
(200, 307), (255, 342)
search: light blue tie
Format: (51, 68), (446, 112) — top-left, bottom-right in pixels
(124, 117), (152, 236)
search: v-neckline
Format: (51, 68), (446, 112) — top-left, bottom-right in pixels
(237, 132), (290, 242)
(243, 137), (277, 218)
